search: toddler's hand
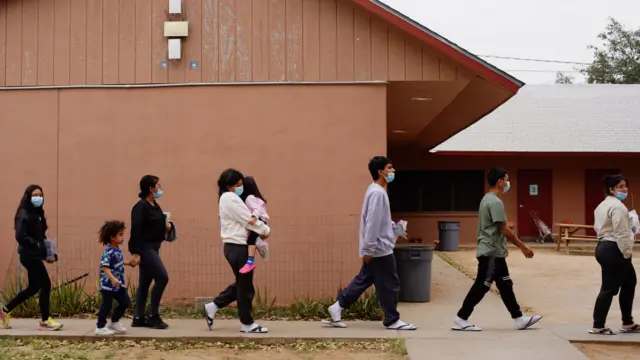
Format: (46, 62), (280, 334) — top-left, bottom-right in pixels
(248, 216), (257, 225)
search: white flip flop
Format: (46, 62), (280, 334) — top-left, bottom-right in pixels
(240, 325), (268, 333)
(452, 324), (482, 331)
(386, 321), (418, 331)
(321, 319), (347, 328)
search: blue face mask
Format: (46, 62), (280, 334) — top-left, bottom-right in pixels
(153, 189), (163, 199)
(503, 181), (511, 193)
(31, 196), (44, 208)
(385, 172), (395, 184)
(234, 186), (244, 196)
(616, 192), (628, 201)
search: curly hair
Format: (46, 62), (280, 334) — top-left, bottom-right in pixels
(98, 220), (126, 245)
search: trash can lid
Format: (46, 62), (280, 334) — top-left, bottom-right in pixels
(394, 244), (435, 251)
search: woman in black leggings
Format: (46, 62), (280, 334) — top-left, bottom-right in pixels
(0, 185), (63, 331)
(590, 174), (639, 335)
(128, 175), (173, 329)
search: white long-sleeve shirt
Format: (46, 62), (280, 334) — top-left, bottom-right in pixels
(219, 192), (270, 245)
(594, 195), (634, 258)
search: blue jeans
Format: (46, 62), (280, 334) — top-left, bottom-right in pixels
(97, 288), (131, 328)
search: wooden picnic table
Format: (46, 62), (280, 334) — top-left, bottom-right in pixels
(554, 223), (598, 254)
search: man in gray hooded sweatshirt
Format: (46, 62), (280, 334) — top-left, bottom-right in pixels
(324, 156), (417, 331)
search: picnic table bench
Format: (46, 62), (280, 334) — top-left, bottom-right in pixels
(555, 223), (640, 254)
(554, 223), (598, 254)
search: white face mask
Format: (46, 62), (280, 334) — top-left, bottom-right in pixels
(504, 181), (511, 193)
(31, 196), (44, 207)
(385, 172), (395, 183)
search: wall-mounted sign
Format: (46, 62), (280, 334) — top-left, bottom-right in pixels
(529, 184), (539, 196)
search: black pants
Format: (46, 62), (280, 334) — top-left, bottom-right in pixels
(593, 240), (637, 328)
(337, 254), (400, 327)
(5, 258), (51, 321)
(247, 220), (266, 247)
(97, 288), (131, 328)
(247, 231), (258, 246)
(134, 248), (169, 318)
(457, 256), (523, 320)
(213, 243), (255, 325)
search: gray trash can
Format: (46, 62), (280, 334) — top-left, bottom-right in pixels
(438, 221), (460, 251)
(393, 245), (434, 302)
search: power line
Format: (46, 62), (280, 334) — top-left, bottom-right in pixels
(504, 69), (582, 73)
(479, 55), (590, 66)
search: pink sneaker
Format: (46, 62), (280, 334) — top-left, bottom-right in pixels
(239, 263), (255, 274)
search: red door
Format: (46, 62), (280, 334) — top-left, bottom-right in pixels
(517, 170), (553, 241)
(585, 169), (619, 236)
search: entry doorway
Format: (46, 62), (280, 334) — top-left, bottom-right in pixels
(517, 170), (553, 242)
(585, 169), (619, 236)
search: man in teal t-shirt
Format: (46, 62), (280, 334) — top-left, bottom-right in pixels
(476, 191), (508, 258)
(452, 167), (542, 332)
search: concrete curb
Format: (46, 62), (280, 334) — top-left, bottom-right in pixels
(568, 339), (640, 345)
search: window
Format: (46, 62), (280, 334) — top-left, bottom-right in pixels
(389, 170), (485, 212)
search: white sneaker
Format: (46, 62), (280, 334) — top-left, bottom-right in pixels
(95, 327), (115, 336)
(515, 315), (543, 330)
(108, 322), (127, 334)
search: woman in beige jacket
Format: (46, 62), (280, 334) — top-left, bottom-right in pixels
(590, 174), (638, 335)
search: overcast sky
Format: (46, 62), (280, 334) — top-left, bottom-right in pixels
(380, 0), (640, 84)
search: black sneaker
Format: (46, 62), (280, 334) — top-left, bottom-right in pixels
(147, 315), (168, 329)
(131, 317), (149, 328)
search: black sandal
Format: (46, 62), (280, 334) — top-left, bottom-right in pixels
(589, 328), (616, 335)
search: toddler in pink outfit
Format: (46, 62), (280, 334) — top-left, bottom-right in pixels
(240, 176), (270, 274)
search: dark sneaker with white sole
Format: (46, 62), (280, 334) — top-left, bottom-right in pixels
(147, 315), (168, 329)
(131, 317), (149, 328)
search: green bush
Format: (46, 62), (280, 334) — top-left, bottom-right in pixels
(0, 276), (98, 318)
(1, 276), (383, 321)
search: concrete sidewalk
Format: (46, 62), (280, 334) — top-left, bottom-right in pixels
(2, 318), (400, 342)
(398, 256), (589, 360)
(0, 256), (606, 359)
(548, 324), (640, 344)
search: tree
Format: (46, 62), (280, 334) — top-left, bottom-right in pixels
(581, 18), (640, 84)
(555, 72), (574, 84)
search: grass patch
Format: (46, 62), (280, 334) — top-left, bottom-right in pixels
(0, 338), (407, 360)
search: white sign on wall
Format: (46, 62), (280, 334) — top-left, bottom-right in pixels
(529, 184), (539, 196)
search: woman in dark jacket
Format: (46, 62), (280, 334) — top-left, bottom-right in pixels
(0, 185), (63, 331)
(128, 175), (173, 329)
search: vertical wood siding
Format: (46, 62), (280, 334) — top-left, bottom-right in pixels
(0, 0), (467, 86)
